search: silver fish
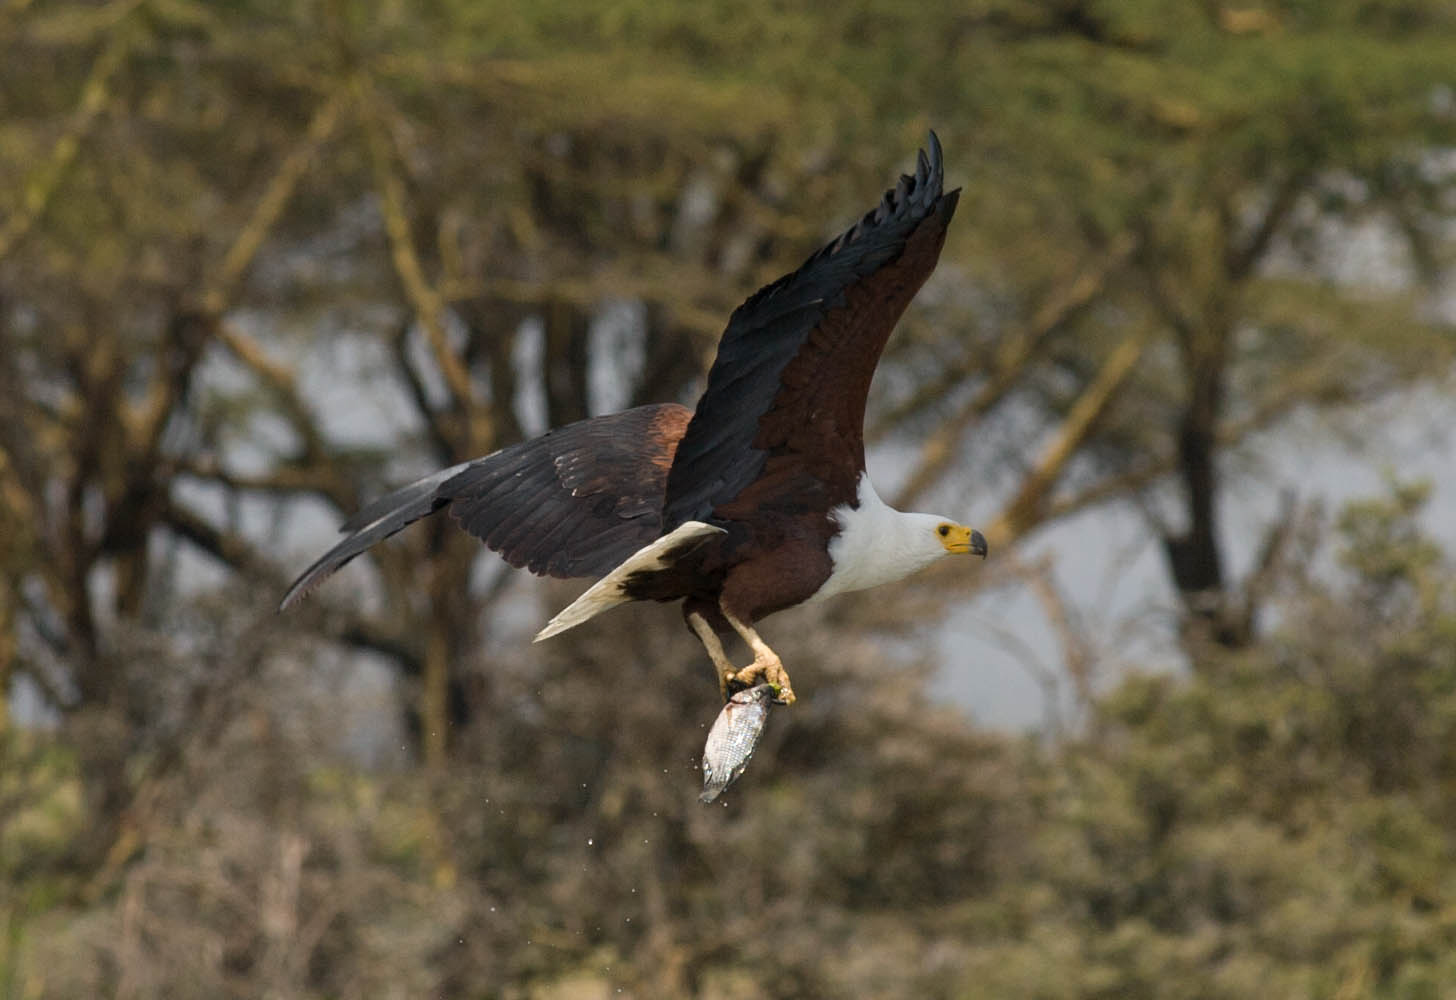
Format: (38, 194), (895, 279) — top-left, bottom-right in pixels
(700, 684), (776, 803)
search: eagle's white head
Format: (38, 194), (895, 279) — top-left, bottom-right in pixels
(815, 475), (987, 603)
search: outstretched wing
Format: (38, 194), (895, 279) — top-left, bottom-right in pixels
(279, 403), (692, 609)
(661, 132), (960, 529)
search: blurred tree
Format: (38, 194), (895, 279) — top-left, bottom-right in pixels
(956, 481), (1456, 999)
(8, 481), (1456, 996)
(861, 0), (1456, 662)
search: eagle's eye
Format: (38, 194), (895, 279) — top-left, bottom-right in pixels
(937, 524), (950, 537)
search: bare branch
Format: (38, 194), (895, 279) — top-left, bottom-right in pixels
(1003, 349), (1348, 539)
(163, 492), (423, 671)
(176, 457), (342, 499)
(132, 89), (349, 457)
(223, 333), (337, 482)
(218, 318), (293, 386)
(1234, 488), (1302, 641)
(358, 77), (489, 454)
(1025, 557), (1095, 715)
(160, 497), (274, 578)
(1225, 170), (1309, 282)
(391, 316), (457, 465)
(890, 233), (1138, 508)
(987, 326), (1154, 544)
(200, 88), (349, 316)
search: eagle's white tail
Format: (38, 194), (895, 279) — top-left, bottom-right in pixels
(533, 521), (725, 642)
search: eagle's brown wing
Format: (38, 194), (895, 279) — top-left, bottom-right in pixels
(279, 403), (691, 609)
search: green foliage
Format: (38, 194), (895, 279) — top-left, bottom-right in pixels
(956, 483), (1456, 999)
(0, 737), (83, 886)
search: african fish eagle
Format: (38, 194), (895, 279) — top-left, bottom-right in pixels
(281, 132), (987, 704)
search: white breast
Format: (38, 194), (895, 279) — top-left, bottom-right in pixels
(811, 475), (948, 603)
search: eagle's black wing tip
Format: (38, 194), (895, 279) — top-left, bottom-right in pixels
(277, 582), (312, 613)
(277, 550), (352, 613)
(278, 468), (465, 612)
(910, 131), (945, 213)
(890, 130), (946, 221)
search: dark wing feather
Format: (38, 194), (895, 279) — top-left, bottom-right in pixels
(279, 403), (691, 609)
(662, 132), (960, 529)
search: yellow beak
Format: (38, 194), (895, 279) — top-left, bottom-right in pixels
(941, 525), (989, 557)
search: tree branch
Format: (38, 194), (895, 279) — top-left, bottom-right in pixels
(1025, 556), (1095, 715)
(160, 497), (274, 578)
(0, 0), (142, 263)
(890, 233), (1138, 509)
(1225, 170), (1309, 282)
(391, 315), (457, 465)
(163, 497), (423, 674)
(176, 456), (343, 500)
(132, 88), (349, 459)
(986, 327), (1153, 544)
(358, 78), (489, 454)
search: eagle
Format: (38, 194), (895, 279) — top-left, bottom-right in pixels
(281, 132), (987, 705)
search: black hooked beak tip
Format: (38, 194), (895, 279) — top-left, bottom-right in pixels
(970, 530), (988, 558)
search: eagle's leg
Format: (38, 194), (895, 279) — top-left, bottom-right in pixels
(721, 609), (796, 706)
(686, 609), (739, 699)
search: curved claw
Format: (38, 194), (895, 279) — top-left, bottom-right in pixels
(730, 660), (795, 706)
(719, 607), (797, 705)
(767, 675), (796, 706)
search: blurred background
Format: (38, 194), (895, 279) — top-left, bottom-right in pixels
(3, 1), (1456, 997)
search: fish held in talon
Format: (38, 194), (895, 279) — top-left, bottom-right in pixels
(700, 685), (776, 803)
